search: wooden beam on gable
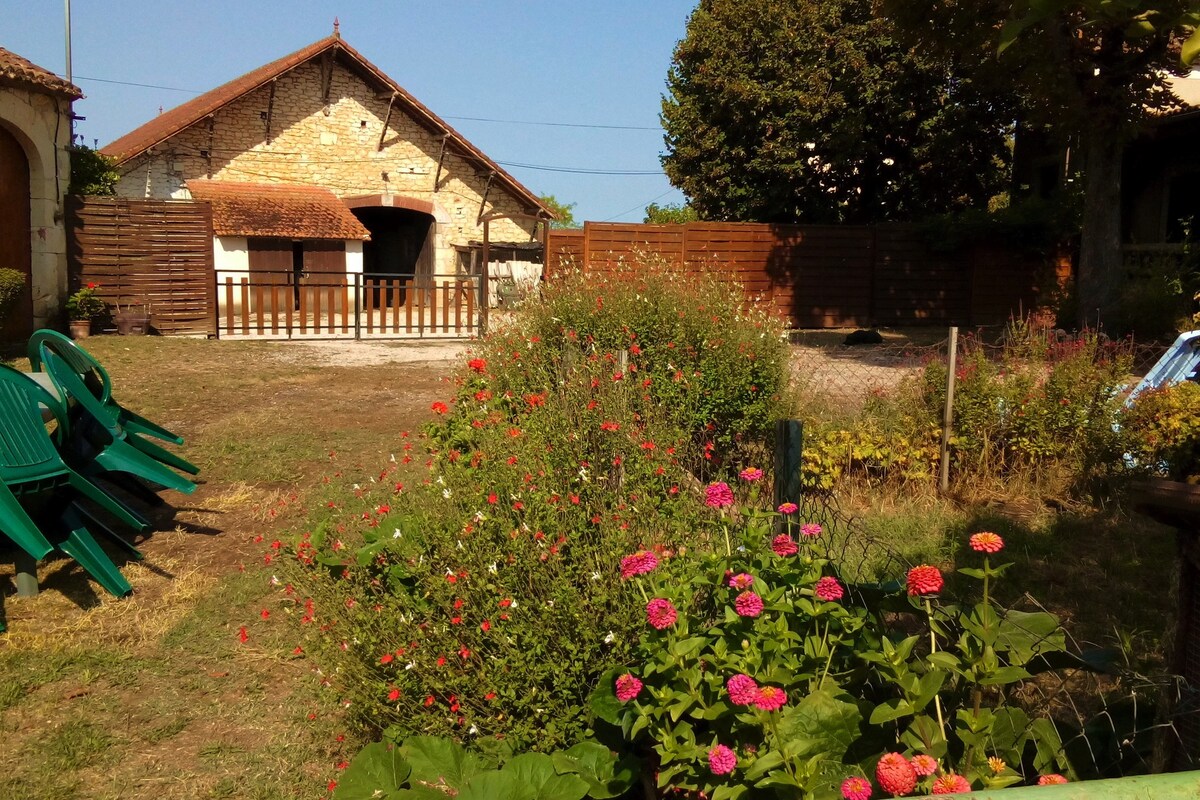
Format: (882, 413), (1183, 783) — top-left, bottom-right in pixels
(320, 50), (334, 105)
(206, 115), (215, 179)
(265, 79), (277, 143)
(378, 91), (397, 152)
(433, 135), (449, 192)
(477, 171), (496, 222)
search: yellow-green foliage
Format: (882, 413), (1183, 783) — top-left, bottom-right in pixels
(1122, 381), (1200, 480)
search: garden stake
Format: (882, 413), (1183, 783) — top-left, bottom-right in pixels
(925, 597), (948, 741)
(939, 326), (958, 494)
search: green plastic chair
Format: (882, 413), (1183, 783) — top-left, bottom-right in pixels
(0, 366), (150, 597)
(27, 329), (188, 447)
(40, 351), (199, 496)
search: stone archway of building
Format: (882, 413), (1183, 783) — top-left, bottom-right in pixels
(349, 200), (438, 309)
(0, 125), (33, 341)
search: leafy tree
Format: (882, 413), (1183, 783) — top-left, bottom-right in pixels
(660, 0), (1013, 224)
(68, 145), (119, 195)
(884, 0), (1199, 325)
(644, 202), (700, 224)
(538, 194), (578, 229)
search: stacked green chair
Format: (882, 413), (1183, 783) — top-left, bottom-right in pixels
(39, 350), (198, 497)
(0, 365), (151, 597)
(27, 330), (195, 454)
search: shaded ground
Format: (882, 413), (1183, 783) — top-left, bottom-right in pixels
(0, 336), (455, 800)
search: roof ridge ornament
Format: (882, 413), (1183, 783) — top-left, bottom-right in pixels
(333, 17), (340, 39)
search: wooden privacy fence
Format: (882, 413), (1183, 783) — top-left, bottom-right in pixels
(215, 271), (481, 339)
(67, 197), (216, 335)
(546, 222), (1070, 328)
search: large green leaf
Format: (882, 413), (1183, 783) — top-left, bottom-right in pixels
(333, 742), (411, 800)
(1182, 25), (1200, 67)
(552, 742), (638, 799)
(777, 689), (863, 761)
(502, 752), (590, 800)
(401, 736), (483, 791)
(453, 771), (527, 800)
(997, 610), (1065, 665)
(589, 667), (626, 726)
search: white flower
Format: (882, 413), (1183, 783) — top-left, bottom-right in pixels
(405, 662), (415, 670)
(389, 453), (396, 463)
(270, 575), (280, 586)
(488, 562), (498, 574)
(442, 488), (452, 499)
(604, 631), (616, 644)
(509, 599), (518, 609)
(392, 528), (403, 539)
(457, 540), (464, 550)
(590, 571), (602, 581)
(474, 511), (485, 523)
(436, 475), (445, 486)
(352, 483), (361, 490)
(468, 725), (479, 735)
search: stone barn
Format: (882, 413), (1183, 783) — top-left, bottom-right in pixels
(101, 28), (551, 304)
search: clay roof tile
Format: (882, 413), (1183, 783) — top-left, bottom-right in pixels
(0, 47), (82, 98)
(187, 180), (371, 240)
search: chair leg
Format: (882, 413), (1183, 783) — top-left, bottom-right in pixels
(66, 470), (153, 533)
(14, 549), (38, 597)
(117, 408), (183, 445)
(70, 502), (144, 560)
(0, 485), (54, 560)
(90, 468), (164, 511)
(57, 507), (132, 598)
(126, 433), (200, 476)
(94, 439), (197, 495)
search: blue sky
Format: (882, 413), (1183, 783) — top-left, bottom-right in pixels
(2, 0), (696, 222)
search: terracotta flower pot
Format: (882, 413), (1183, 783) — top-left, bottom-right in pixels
(68, 319), (91, 339)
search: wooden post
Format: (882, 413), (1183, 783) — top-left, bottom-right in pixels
(939, 326), (959, 494)
(773, 419), (804, 512)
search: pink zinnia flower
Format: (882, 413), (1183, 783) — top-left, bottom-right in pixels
(906, 565), (944, 597)
(754, 685), (787, 711)
(876, 753), (917, 797)
(841, 776), (872, 800)
(969, 531), (1004, 554)
(815, 576), (844, 602)
(726, 674), (758, 705)
(931, 773), (971, 794)
(738, 467), (763, 482)
(705, 482), (734, 509)
(777, 502), (798, 514)
(910, 755), (938, 777)
(771, 534), (798, 557)
(708, 744), (737, 775)
(1037, 774), (1068, 785)
(646, 598), (678, 630)
(728, 572), (755, 590)
(615, 673), (642, 702)
(620, 550), (659, 579)
(800, 523), (822, 538)
(735, 591), (764, 617)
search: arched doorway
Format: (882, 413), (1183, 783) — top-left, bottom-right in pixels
(0, 125), (33, 340)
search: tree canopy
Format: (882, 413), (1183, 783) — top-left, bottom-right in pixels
(538, 194), (579, 229)
(660, 0), (1014, 225)
(644, 202), (700, 224)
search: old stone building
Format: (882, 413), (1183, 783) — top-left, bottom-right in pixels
(0, 48), (80, 338)
(102, 30), (550, 291)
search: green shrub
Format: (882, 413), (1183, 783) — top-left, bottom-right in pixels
(1121, 381), (1200, 480)
(0, 268), (26, 323)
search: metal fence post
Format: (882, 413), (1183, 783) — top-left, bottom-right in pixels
(939, 326), (959, 494)
(353, 273), (361, 341)
(773, 419), (804, 511)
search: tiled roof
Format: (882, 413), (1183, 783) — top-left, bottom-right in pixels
(187, 180), (371, 240)
(101, 35), (550, 216)
(0, 48), (81, 98)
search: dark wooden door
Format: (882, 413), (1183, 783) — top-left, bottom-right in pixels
(0, 126), (32, 341)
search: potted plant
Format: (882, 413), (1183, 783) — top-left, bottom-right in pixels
(65, 283), (107, 339)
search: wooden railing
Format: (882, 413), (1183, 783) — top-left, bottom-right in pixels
(214, 271), (482, 339)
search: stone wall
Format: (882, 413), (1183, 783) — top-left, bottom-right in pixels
(0, 86), (73, 327)
(115, 57), (539, 275)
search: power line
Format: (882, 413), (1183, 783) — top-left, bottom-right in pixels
(72, 74), (661, 132)
(602, 188), (680, 222)
(494, 160), (663, 176)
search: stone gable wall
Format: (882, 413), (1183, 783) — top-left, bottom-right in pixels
(115, 57), (539, 274)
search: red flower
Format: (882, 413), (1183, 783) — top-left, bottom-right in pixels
(906, 565), (944, 597)
(841, 776), (872, 800)
(726, 674), (758, 705)
(708, 744), (737, 775)
(468, 357), (487, 373)
(772, 534), (799, 557)
(754, 685), (787, 711)
(431, 401), (448, 414)
(487, 492), (497, 504)
(646, 598), (678, 630)
(930, 773), (971, 794)
(485, 691), (496, 701)
(735, 591), (764, 618)
(480, 620), (491, 632)
(423, 695), (435, 707)
(237, 626), (249, 643)
(876, 753), (917, 796)
(815, 577), (844, 602)
(1037, 774), (1068, 785)
(379, 653), (394, 665)
(387, 688), (401, 702)
(615, 673), (643, 702)
(969, 531), (1004, 554)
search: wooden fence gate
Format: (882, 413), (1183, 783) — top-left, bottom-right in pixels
(215, 270), (482, 339)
